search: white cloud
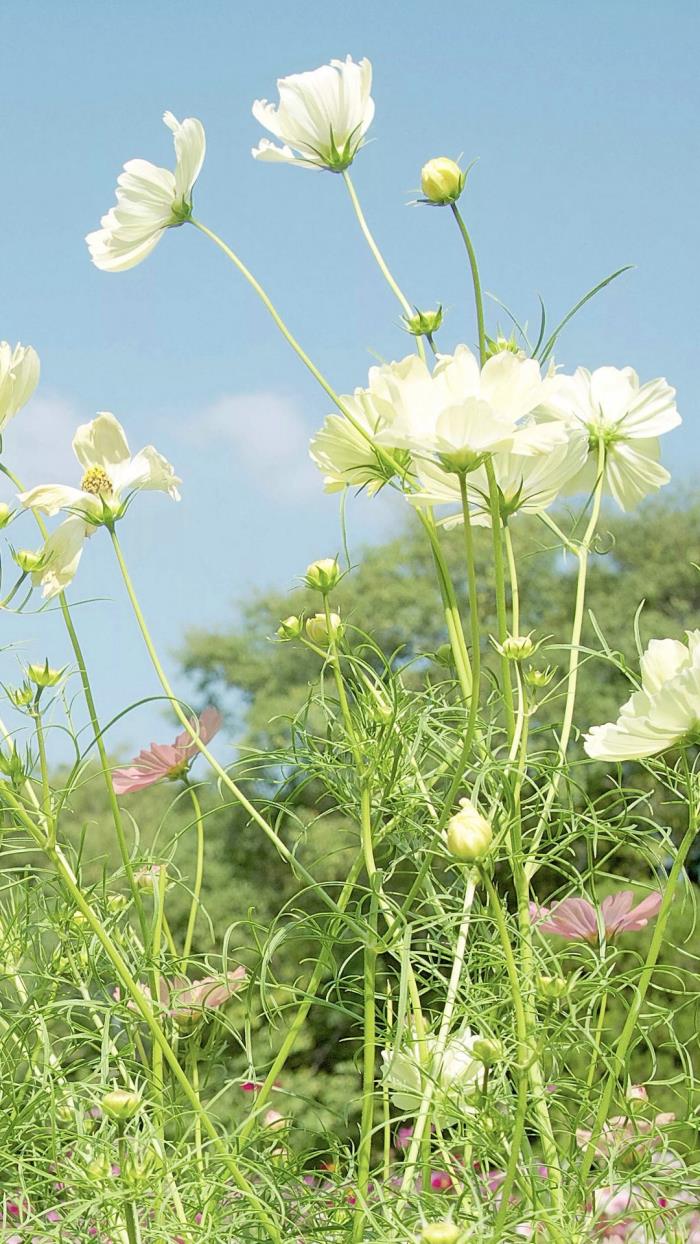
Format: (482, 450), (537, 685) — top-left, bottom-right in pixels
(1, 392), (81, 492)
(189, 391), (319, 499)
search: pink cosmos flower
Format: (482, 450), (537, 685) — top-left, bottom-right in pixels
(168, 968), (247, 1024)
(112, 707), (221, 794)
(530, 890), (662, 943)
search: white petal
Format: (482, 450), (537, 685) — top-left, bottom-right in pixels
(73, 412), (131, 471)
(163, 112), (206, 201)
(33, 517), (88, 598)
(18, 483), (97, 518)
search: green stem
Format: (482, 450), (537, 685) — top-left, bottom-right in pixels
(485, 458), (515, 739)
(504, 524), (520, 636)
(416, 509), (472, 700)
(109, 527), (353, 929)
(0, 782), (282, 1243)
(353, 878), (378, 1242)
(458, 472), (482, 747)
(0, 462), (148, 941)
(578, 775), (697, 1185)
(525, 443), (606, 878)
(118, 1125), (142, 1244)
(450, 203), (486, 363)
(182, 782), (205, 968)
(342, 170), (426, 362)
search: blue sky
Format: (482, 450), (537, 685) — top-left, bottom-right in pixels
(1, 0), (698, 762)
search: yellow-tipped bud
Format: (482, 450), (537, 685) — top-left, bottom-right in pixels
(420, 157), (466, 205)
(422, 1224), (461, 1244)
(446, 798), (493, 863)
(500, 633), (536, 661)
(305, 612), (343, 646)
(100, 1088), (142, 1122)
(304, 558), (341, 592)
(27, 660), (65, 688)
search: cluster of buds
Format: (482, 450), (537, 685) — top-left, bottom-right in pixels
(7, 659), (65, 713)
(446, 798), (493, 863)
(277, 558), (345, 647)
(420, 156), (466, 206)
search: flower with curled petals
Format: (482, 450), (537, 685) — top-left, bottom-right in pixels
(252, 56), (374, 171)
(584, 632), (700, 761)
(112, 708), (221, 794)
(86, 111), (205, 272)
(530, 890), (662, 943)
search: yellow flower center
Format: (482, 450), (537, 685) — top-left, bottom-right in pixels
(81, 466), (113, 496)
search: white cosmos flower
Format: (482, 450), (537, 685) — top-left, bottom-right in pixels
(540, 365), (680, 510)
(252, 56), (374, 171)
(18, 411), (181, 525)
(381, 1027), (482, 1123)
(310, 358), (416, 493)
(408, 424), (589, 527)
(86, 112), (205, 272)
(0, 342), (40, 433)
(584, 632), (700, 761)
(29, 516), (93, 599)
(374, 346), (569, 471)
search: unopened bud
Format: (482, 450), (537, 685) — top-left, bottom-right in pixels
(276, 615), (302, 641)
(422, 1224), (461, 1244)
(500, 634), (535, 661)
(27, 660), (65, 688)
(85, 1152), (112, 1181)
(484, 333), (521, 359)
(433, 643), (454, 668)
(420, 157), (466, 205)
(100, 1088), (142, 1122)
(525, 664), (556, 688)
(8, 683), (33, 708)
(403, 306), (443, 337)
(536, 973), (569, 1001)
(264, 1108), (286, 1131)
(0, 503), (13, 528)
(134, 863), (167, 893)
(472, 1037), (503, 1066)
(304, 558), (341, 593)
(14, 547), (43, 574)
(305, 612), (343, 646)
(446, 798), (493, 863)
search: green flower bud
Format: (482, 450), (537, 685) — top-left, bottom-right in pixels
(525, 664), (556, 688)
(134, 863), (167, 893)
(304, 557), (341, 592)
(446, 798), (493, 863)
(484, 333), (521, 359)
(420, 157), (466, 205)
(100, 1088), (142, 1122)
(106, 894), (129, 913)
(422, 1224), (461, 1244)
(27, 660), (65, 688)
(472, 1036), (503, 1066)
(0, 503), (13, 528)
(14, 547), (43, 573)
(433, 643), (455, 668)
(537, 973), (569, 1001)
(276, 615), (303, 641)
(8, 682), (34, 709)
(305, 612), (344, 646)
(85, 1152), (112, 1180)
(499, 633), (536, 661)
(402, 306), (443, 337)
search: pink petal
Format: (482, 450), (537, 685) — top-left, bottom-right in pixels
(112, 765), (164, 794)
(615, 891), (663, 934)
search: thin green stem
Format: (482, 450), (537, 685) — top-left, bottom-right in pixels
(109, 528), (354, 929)
(578, 770), (697, 1185)
(342, 170), (426, 362)
(485, 458), (515, 739)
(504, 524), (520, 636)
(182, 782), (205, 969)
(450, 203), (486, 363)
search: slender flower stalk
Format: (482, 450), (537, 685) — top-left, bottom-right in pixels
(450, 203), (486, 364)
(342, 169), (426, 362)
(182, 782), (205, 969)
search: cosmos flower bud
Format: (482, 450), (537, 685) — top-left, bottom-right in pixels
(420, 157), (466, 205)
(100, 1088), (142, 1122)
(0, 503), (13, 528)
(484, 333), (521, 359)
(499, 634), (536, 661)
(276, 615), (303, 641)
(85, 1152), (113, 1181)
(536, 973), (569, 1001)
(13, 548), (43, 574)
(27, 660), (65, 689)
(263, 1108), (286, 1131)
(304, 557), (341, 592)
(402, 306), (443, 338)
(472, 1037), (503, 1066)
(305, 612), (343, 646)
(422, 1223), (461, 1244)
(8, 682), (34, 709)
(134, 863), (167, 892)
(525, 665), (556, 688)
(446, 798), (493, 863)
